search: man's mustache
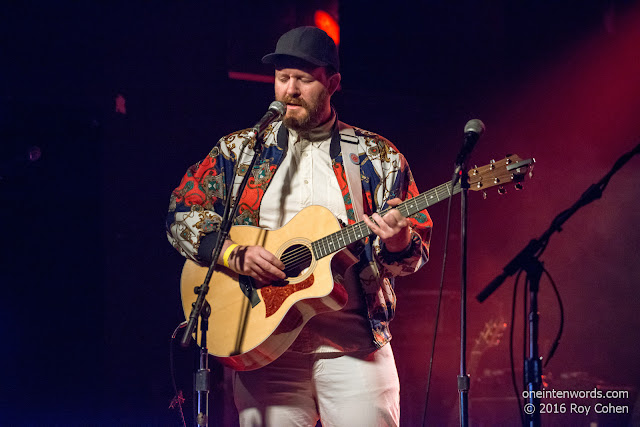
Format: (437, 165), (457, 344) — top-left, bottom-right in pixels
(281, 96), (308, 108)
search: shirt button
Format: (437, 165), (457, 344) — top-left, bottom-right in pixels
(304, 180), (309, 184)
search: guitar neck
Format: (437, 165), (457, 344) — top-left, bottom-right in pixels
(312, 180), (460, 259)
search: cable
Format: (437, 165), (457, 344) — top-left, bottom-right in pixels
(225, 137), (253, 222)
(542, 267), (564, 367)
(421, 175), (456, 427)
(169, 321), (188, 427)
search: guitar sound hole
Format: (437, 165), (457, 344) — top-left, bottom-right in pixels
(280, 244), (312, 278)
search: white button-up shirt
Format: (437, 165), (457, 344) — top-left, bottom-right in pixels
(260, 119), (348, 230)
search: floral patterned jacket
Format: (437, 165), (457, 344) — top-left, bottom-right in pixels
(167, 119), (432, 348)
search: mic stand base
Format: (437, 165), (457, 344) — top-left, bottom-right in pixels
(457, 375), (470, 427)
(195, 301), (211, 427)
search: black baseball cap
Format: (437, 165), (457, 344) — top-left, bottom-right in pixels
(262, 26), (340, 72)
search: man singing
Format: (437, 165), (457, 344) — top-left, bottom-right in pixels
(167, 26), (433, 426)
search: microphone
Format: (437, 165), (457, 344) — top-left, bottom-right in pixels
(452, 119), (485, 184)
(247, 101), (287, 141)
(456, 119), (485, 166)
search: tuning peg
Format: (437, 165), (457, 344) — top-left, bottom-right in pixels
(497, 186), (506, 195)
(515, 183), (523, 191)
(482, 191), (487, 200)
(489, 159), (496, 170)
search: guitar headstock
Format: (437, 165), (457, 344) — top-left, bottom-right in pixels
(468, 154), (535, 196)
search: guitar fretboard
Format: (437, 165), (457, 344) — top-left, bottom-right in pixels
(311, 180), (461, 259)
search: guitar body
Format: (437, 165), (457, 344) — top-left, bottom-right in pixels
(180, 205), (350, 371)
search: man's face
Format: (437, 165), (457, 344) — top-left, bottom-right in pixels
(274, 66), (339, 131)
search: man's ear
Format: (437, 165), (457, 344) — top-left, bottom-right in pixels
(327, 72), (342, 95)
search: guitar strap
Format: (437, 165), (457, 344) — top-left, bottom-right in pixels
(338, 125), (364, 222)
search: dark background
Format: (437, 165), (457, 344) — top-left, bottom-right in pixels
(2, 1), (639, 425)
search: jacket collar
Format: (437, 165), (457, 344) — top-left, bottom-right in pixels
(276, 111), (357, 160)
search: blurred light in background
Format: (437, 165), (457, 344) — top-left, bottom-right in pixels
(314, 10), (340, 45)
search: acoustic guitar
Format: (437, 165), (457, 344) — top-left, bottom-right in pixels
(181, 155), (534, 370)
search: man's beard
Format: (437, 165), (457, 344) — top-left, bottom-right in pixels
(279, 90), (330, 132)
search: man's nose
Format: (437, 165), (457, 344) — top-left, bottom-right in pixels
(285, 79), (300, 96)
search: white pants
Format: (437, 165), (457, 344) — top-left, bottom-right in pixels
(233, 344), (400, 427)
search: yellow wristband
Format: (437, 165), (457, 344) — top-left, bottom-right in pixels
(223, 244), (239, 268)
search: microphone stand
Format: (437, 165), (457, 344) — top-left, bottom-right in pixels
(451, 120), (483, 427)
(453, 166), (470, 427)
(180, 134), (266, 427)
(476, 142), (640, 427)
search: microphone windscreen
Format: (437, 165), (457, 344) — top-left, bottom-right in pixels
(269, 101), (287, 115)
(464, 119), (485, 135)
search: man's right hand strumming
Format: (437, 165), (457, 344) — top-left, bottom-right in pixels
(218, 241), (286, 286)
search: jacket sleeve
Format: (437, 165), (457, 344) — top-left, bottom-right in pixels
(372, 151), (432, 278)
(166, 141), (237, 266)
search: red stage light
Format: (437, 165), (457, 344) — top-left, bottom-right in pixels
(314, 10), (340, 46)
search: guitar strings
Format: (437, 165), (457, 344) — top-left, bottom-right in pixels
(276, 224), (371, 269)
(237, 175), (498, 282)
(282, 177), (494, 270)
(277, 219), (375, 265)
(275, 188), (449, 268)
(279, 249), (311, 265)
(281, 256), (313, 271)
(277, 223), (366, 265)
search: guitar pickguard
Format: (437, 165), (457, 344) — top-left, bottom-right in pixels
(260, 275), (315, 317)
